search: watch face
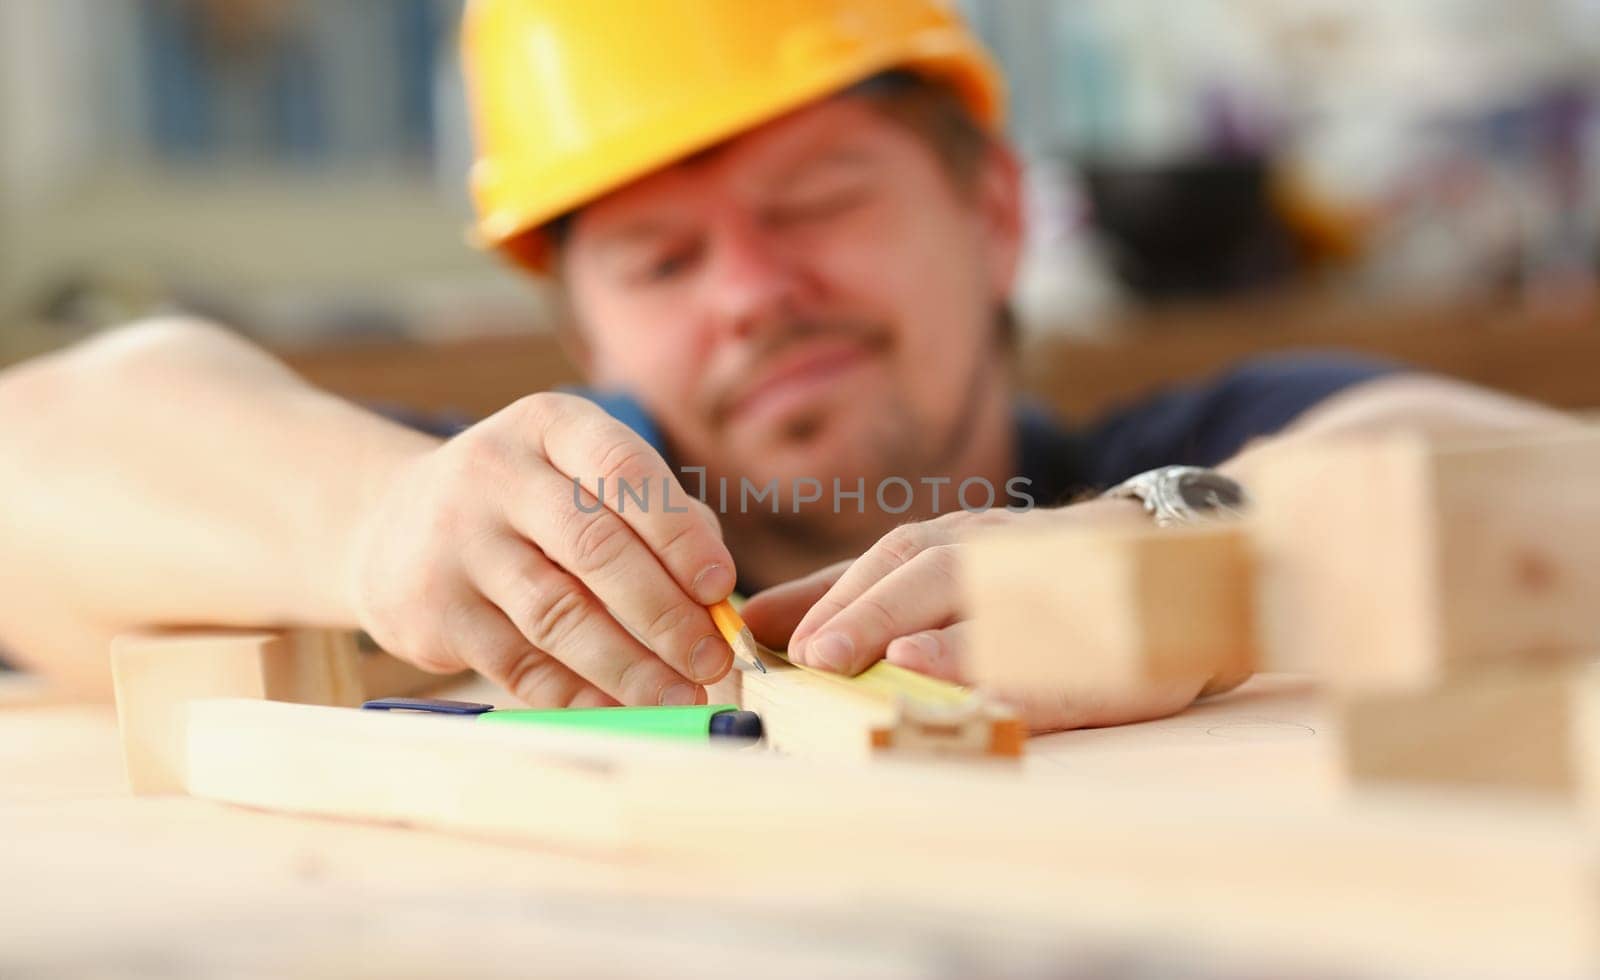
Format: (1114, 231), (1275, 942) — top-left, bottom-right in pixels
(1173, 469), (1247, 513)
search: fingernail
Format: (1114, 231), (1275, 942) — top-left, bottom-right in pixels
(787, 629), (812, 655)
(691, 563), (735, 604)
(690, 633), (732, 683)
(660, 683), (699, 706)
(806, 632), (854, 673)
(788, 619), (822, 653)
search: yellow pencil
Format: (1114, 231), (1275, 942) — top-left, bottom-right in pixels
(708, 598), (767, 674)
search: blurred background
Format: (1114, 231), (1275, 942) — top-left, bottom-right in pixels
(1, 0), (1597, 413)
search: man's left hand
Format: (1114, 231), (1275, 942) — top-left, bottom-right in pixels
(740, 500), (1215, 732)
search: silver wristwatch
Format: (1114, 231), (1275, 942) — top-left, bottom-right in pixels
(1102, 466), (1250, 527)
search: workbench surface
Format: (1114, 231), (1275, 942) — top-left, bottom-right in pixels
(0, 674), (1360, 978)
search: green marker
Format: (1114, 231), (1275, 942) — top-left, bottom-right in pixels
(361, 697), (763, 742)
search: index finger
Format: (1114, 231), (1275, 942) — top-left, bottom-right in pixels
(789, 521), (947, 653)
(741, 560), (850, 650)
(526, 393), (735, 604)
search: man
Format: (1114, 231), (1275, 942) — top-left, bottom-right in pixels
(0, 0), (1569, 727)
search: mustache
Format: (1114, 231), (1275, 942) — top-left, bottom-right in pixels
(704, 317), (894, 426)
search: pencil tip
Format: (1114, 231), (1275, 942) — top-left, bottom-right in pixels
(733, 628), (766, 673)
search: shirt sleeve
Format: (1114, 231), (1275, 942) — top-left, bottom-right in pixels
(1077, 351), (1401, 488)
(563, 388), (669, 458)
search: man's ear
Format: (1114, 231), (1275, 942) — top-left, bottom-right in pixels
(973, 141), (1025, 302)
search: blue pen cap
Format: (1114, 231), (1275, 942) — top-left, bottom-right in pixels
(709, 709), (763, 741)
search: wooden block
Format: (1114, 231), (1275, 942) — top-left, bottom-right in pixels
(111, 628), (364, 794)
(1254, 429), (1600, 690)
(738, 657), (892, 761)
(1341, 659), (1600, 802)
(280, 629), (365, 703)
(964, 522), (1256, 699)
(738, 646), (1020, 761)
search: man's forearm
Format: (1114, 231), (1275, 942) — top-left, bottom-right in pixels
(0, 317), (439, 687)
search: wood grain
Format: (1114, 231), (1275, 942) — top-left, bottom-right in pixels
(965, 522), (1257, 699)
(112, 629), (364, 794)
(1340, 660), (1600, 801)
(1254, 429), (1600, 690)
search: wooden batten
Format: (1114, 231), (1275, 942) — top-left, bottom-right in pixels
(1253, 428), (1600, 691)
(1339, 658), (1600, 802)
(964, 521), (1257, 701)
(111, 628), (364, 794)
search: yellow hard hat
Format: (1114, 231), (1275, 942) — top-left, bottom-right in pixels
(462, 0), (1005, 274)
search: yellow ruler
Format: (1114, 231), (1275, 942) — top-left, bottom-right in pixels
(754, 644), (972, 707)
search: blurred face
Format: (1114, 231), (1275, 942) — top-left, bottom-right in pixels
(562, 94), (1022, 502)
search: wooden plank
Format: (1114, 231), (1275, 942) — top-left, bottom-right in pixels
(278, 629), (365, 704)
(172, 697), (1600, 978)
(185, 698), (630, 848)
(111, 629), (364, 794)
(1254, 429), (1600, 690)
(1340, 660), (1600, 801)
(280, 331), (583, 422)
(1019, 295), (1600, 417)
(964, 522), (1256, 700)
(14, 672), (1340, 802)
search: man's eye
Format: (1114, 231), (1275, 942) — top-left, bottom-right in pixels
(634, 244), (701, 284)
(770, 187), (870, 226)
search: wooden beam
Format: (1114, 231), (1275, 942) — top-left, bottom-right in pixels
(1018, 295), (1600, 417)
(185, 698), (631, 848)
(1253, 429), (1600, 690)
(1339, 659), (1600, 802)
(279, 629), (365, 702)
(111, 629), (364, 794)
(964, 522), (1256, 700)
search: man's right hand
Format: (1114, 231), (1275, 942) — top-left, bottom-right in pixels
(345, 392), (737, 707)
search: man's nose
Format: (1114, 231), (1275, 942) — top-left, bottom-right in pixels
(699, 215), (807, 340)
